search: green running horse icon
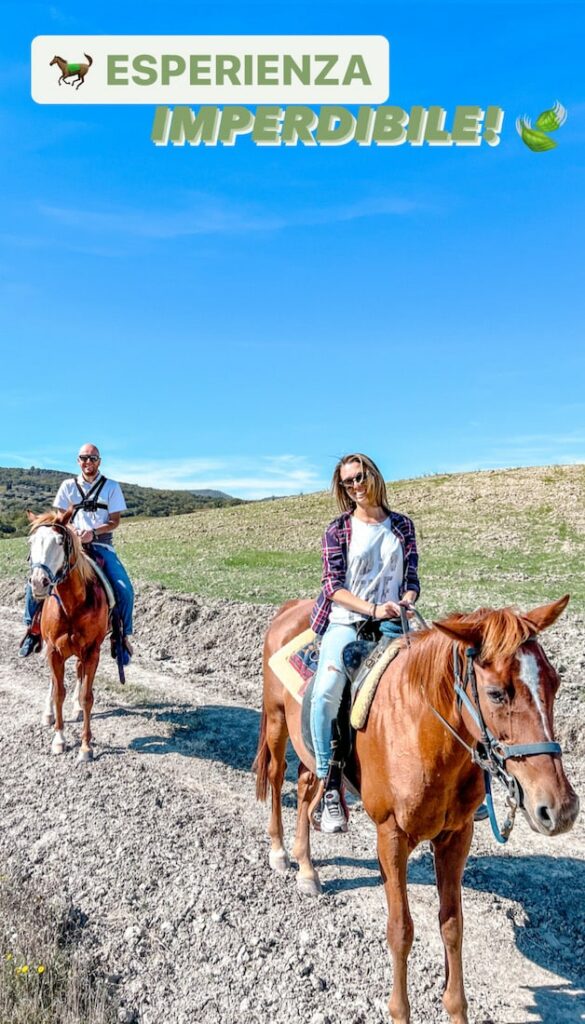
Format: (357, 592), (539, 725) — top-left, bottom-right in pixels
(50, 53), (93, 90)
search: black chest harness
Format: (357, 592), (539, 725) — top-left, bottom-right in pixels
(71, 475), (108, 519)
(70, 476), (114, 546)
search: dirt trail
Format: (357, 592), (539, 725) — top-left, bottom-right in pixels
(0, 580), (583, 1024)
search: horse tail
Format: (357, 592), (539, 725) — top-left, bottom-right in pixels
(84, 53), (93, 66)
(252, 705), (270, 802)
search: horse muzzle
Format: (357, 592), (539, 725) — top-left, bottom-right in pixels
(30, 571), (52, 598)
(522, 785), (580, 836)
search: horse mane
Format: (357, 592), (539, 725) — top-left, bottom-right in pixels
(404, 606), (535, 717)
(28, 510), (95, 585)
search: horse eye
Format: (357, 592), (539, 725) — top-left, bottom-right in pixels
(486, 688), (506, 705)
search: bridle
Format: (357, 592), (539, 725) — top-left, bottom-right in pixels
(430, 641), (562, 843)
(29, 523), (77, 593)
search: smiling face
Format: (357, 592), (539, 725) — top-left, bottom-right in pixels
(339, 459), (370, 505)
(77, 444), (101, 481)
(29, 526), (67, 598)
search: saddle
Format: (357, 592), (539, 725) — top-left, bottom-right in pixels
(299, 633), (404, 791)
(86, 552), (116, 610)
(85, 550), (125, 664)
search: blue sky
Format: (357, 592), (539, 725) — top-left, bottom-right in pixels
(1, 2), (584, 498)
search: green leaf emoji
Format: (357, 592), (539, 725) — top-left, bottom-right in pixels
(535, 101), (567, 132)
(515, 116), (558, 152)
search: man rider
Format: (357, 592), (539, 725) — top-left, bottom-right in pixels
(20, 443), (134, 659)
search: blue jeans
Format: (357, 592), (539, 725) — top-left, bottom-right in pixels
(90, 544), (134, 636)
(23, 584), (39, 627)
(23, 546), (134, 637)
(310, 622), (357, 779)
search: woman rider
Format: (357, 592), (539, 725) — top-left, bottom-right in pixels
(309, 453), (420, 834)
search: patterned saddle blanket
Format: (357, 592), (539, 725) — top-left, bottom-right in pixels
(268, 629), (403, 732)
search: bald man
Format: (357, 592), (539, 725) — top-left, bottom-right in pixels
(20, 444), (134, 659)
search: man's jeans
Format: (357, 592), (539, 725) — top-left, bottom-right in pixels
(23, 545), (134, 637)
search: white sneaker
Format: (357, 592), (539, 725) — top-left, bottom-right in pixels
(320, 789), (348, 834)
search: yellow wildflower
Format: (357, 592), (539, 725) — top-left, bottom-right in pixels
(37, 965), (45, 975)
(16, 964), (29, 975)
(4, 952), (13, 961)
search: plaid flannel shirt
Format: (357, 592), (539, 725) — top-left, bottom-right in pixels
(310, 509), (420, 635)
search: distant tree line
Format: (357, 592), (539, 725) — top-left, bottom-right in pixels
(0, 467), (243, 538)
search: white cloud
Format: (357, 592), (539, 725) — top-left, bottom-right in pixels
(439, 432), (585, 474)
(37, 189), (420, 243)
(103, 454), (327, 499)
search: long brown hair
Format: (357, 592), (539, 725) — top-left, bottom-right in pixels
(331, 453), (390, 513)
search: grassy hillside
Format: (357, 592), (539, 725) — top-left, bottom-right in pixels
(1, 464), (584, 615)
(0, 467), (241, 537)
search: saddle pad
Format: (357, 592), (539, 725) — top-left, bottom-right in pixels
(86, 557), (116, 610)
(268, 628), (320, 704)
(350, 638), (402, 730)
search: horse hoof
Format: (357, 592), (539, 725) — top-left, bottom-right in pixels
(269, 850), (290, 873)
(296, 874), (322, 897)
(77, 748), (93, 764)
(51, 741), (65, 755)
(42, 713), (55, 727)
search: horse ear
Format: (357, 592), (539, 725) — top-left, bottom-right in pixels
(56, 505), (74, 526)
(432, 618), (482, 646)
(522, 594), (570, 634)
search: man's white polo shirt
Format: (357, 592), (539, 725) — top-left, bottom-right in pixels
(53, 475), (127, 544)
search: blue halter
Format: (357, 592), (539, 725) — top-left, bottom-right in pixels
(29, 524), (74, 594)
(431, 642), (562, 844)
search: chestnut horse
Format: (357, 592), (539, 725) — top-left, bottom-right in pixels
(254, 596), (579, 1024)
(28, 508), (109, 761)
(49, 54), (93, 90)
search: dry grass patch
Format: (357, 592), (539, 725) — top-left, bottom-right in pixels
(1, 464), (584, 611)
(0, 874), (118, 1024)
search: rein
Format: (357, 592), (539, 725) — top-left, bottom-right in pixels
(30, 524), (77, 593)
(430, 641), (562, 844)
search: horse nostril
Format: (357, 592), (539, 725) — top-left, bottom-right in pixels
(535, 803), (555, 831)
(42, 576), (50, 588)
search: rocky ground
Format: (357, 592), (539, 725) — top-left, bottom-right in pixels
(0, 579), (583, 1024)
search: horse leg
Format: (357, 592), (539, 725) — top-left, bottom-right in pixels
(377, 819), (413, 1024)
(433, 823), (473, 1024)
(47, 649), (66, 754)
(264, 709), (290, 873)
(77, 645), (99, 763)
(42, 678), (55, 727)
(292, 762), (322, 896)
(72, 660), (83, 721)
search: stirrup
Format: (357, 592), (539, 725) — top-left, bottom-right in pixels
(309, 780), (325, 831)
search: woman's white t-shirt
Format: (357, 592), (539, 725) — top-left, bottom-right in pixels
(329, 515), (403, 626)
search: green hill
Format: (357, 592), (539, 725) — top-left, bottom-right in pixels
(2, 464), (584, 615)
(0, 466), (242, 537)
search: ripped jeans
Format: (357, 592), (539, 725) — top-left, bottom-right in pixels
(310, 622), (358, 779)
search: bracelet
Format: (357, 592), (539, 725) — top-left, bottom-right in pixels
(92, 529), (98, 541)
(371, 602), (377, 619)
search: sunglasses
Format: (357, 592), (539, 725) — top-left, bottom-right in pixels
(78, 455), (100, 463)
(341, 469), (368, 491)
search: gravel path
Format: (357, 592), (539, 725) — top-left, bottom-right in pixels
(0, 580), (583, 1024)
